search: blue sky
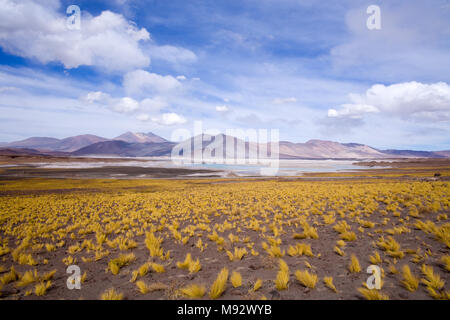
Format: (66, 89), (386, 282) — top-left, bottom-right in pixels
(0, 0), (449, 150)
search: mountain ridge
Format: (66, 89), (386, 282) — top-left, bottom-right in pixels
(1, 133), (449, 159)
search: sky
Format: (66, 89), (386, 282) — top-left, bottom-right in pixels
(0, 0), (449, 150)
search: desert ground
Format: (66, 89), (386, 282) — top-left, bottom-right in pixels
(0, 156), (449, 300)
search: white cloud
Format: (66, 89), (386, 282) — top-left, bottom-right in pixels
(123, 70), (181, 95)
(328, 104), (379, 118)
(136, 113), (150, 121)
(149, 45), (197, 64)
(139, 97), (168, 113)
(272, 97), (297, 104)
(0, 86), (19, 93)
(83, 91), (110, 104)
(215, 105), (229, 112)
(176, 75), (187, 80)
(112, 97), (139, 113)
(82, 91), (170, 117)
(151, 113), (186, 125)
(328, 82), (450, 121)
(0, 0), (150, 72)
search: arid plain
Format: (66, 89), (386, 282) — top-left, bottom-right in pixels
(0, 156), (449, 300)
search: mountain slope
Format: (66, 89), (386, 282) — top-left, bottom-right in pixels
(114, 132), (168, 143)
(3, 133), (450, 159)
(72, 140), (175, 157)
(54, 134), (108, 152)
(7, 137), (61, 150)
(379, 149), (446, 158)
(278, 139), (387, 159)
(7, 135), (108, 152)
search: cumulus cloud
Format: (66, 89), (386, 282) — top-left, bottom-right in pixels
(83, 91), (110, 104)
(149, 45), (197, 64)
(0, 0), (151, 72)
(113, 97), (140, 113)
(139, 97), (168, 113)
(151, 113), (186, 125)
(215, 105), (229, 112)
(328, 104), (379, 118)
(328, 82), (450, 121)
(82, 91), (185, 125)
(123, 69), (181, 95)
(272, 97), (297, 104)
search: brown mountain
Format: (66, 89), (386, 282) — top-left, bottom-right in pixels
(114, 132), (168, 144)
(54, 135), (109, 152)
(7, 137), (61, 150)
(72, 140), (175, 157)
(278, 140), (387, 159)
(3, 133), (449, 159)
(7, 135), (108, 152)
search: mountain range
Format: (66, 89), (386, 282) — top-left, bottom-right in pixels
(1, 132), (449, 160)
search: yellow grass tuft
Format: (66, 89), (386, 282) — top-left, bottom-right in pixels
(279, 259), (289, 273)
(441, 255), (450, 272)
(209, 267), (229, 299)
(16, 269), (38, 287)
(421, 264), (444, 290)
(1, 266), (19, 284)
(426, 287), (450, 300)
(295, 270), (318, 288)
(336, 240), (346, 247)
(108, 253), (135, 275)
(266, 245), (284, 258)
(253, 279), (263, 291)
(34, 281), (51, 296)
(177, 253), (192, 269)
(136, 280), (150, 294)
(376, 236), (404, 258)
(151, 263), (165, 273)
(101, 288), (124, 300)
(294, 222), (319, 239)
(275, 259), (290, 290)
(145, 232), (164, 257)
(334, 246), (345, 256)
(401, 265), (419, 292)
(226, 247), (248, 261)
(348, 254), (361, 273)
(176, 253), (201, 273)
(358, 288), (389, 300)
(323, 276), (337, 292)
(340, 231), (357, 241)
(189, 259), (202, 273)
(287, 243), (313, 257)
(369, 251), (382, 265)
(275, 269), (289, 290)
(230, 271), (242, 288)
(180, 284), (206, 298)
(139, 262), (151, 276)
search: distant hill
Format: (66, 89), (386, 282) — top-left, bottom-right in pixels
(2, 132), (449, 159)
(379, 149), (445, 158)
(6, 134), (108, 152)
(6, 137), (61, 150)
(54, 135), (109, 152)
(72, 140), (175, 157)
(0, 147), (46, 156)
(278, 139), (386, 159)
(114, 132), (168, 144)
